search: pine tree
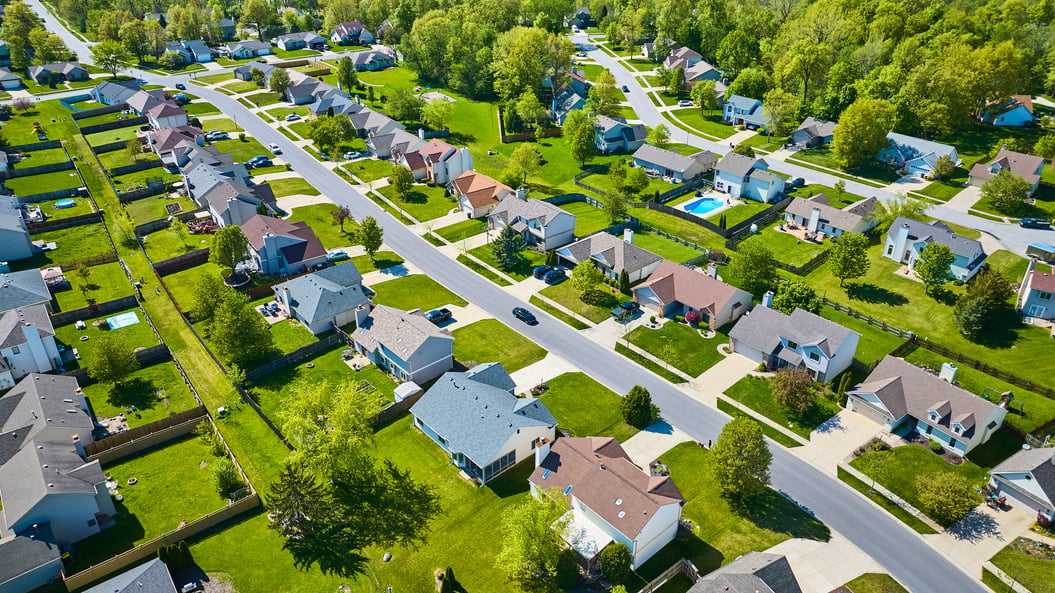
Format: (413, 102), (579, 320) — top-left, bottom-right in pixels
(491, 225), (526, 269)
(266, 461), (329, 541)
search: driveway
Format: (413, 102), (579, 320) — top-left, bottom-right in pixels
(792, 410), (880, 476)
(926, 505), (1037, 575)
(509, 353), (580, 394)
(619, 420), (693, 467)
(767, 532), (885, 593)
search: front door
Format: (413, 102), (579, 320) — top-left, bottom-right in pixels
(1028, 304), (1046, 317)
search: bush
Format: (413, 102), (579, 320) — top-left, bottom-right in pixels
(929, 439), (944, 453)
(621, 385), (659, 427)
(554, 549), (580, 589)
(599, 543), (632, 584)
(673, 315), (685, 323)
(684, 309), (701, 326)
(757, 362), (767, 372)
(649, 315), (656, 324)
(211, 457), (243, 497)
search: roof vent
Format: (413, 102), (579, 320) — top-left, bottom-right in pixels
(618, 511), (625, 518)
(615, 498), (622, 505)
(48, 483), (54, 488)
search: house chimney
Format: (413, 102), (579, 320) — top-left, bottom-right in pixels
(534, 438), (551, 468)
(353, 304), (371, 329)
(706, 262), (718, 279)
(761, 291), (774, 308)
(624, 228), (634, 244)
(418, 127), (426, 140)
(808, 207), (821, 233)
(516, 186), (527, 200)
(940, 362), (958, 384)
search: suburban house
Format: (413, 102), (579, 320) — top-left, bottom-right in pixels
(0, 196), (34, 262)
(979, 95), (1036, 127)
(233, 61), (279, 82)
(642, 39), (675, 62)
(81, 558), (178, 593)
(0, 41), (10, 67)
(634, 260), (751, 328)
(723, 95), (770, 129)
(224, 40), (272, 59)
(663, 46), (702, 70)
(1019, 267), (1055, 320)
(91, 79), (141, 105)
(0, 68), (22, 90)
(632, 144), (717, 182)
(165, 39), (213, 63)
(549, 68), (591, 124)
(968, 148), (1044, 196)
(783, 194), (878, 237)
(989, 447), (1055, 523)
(568, 6), (594, 28)
(879, 133), (961, 177)
(126, 89), (189, 128)
(352, 304), (454, 384)
(0, 304), (62, 387)
(351, 48), (396, 71)
(312, 92), (365, 116)
(729, 303), (860, 381)
(331, 21), (375, 45)
(368, 128), (427, 159)
(272, 264), (370, 335)
(0, 523), (62, 593)
(450, 171), (517, 219)
(185, 159), (277, 227)
(412, 363), (556, 485)
(663, 46), (721, 86)
(27, 62), (88, 84)
(790, 117), (837, 148)
(846, 356), (1007, 455)
(397, 138), (473, 185)
(556, 230), (664, 283)
(884, 217), (987, 281)
(275, 31), (325, 51)
(688, 552), (803, 593)
(148, 125), (206, 166)
(529, 436), (684, 569)
(0, 374), (115, 546)
(0, 269), (53, 313)
(239, 215), (327, 276)
(349, 108), (404, 138)
(488, 194), (576, 251)
(594, 115), (648, 154)
(713, 153), (785, 202)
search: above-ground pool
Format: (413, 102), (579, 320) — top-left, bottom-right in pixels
(682, 197), (724, 216)
(55, 199), (76, 209)
(106, 311), (141, 329)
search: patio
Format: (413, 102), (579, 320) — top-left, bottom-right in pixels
(775, 219), (833, 244)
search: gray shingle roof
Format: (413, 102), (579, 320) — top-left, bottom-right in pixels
(729, 306), (858, 358)
(0, 270), (52, 313)
(0, 304), (54, 350)
(82, 558), (177, 593)
(793, 117), (837, 140)
(0, 440), (105, 527)
(785, 195), (877, 233)
(227, 40), (270, 53)
(94, 80), (140, 104)
(992, 447), (1055, 507)
(885, 133), (958, 166)
(689, 552), (802, 593)
(277, 32), (324, 43)
(557, 232), (663, 274)
(632, 144), (705, 174)
(410, 365), (555, 466)
(273, 263), (369, 325)
(887, 217), (983, 259)
(714, 152), (758, 178)
(0, 195), (26, 233)
(0, 524), (60, 586)
(490, 196), (570, 228)
(352, 305), (451, 359)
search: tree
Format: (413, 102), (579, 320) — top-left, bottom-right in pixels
(954, 296), (989, 341)
(965, 268), (1015, 309)
(250, 67), (266, 87)
(599, 189), (628, 223)
(511, 143), (541, 184)
(159, 50), (183, 71)
(119, 19), (149, 63)
(827, 231), (870, 286)
(771, 367), (815, 415)
(208, 289), (275, 366)
(331, 205), (352, 232)
(619, 269), (630, 294)
(125, 137), (142, 161)
(390, 165), (415, 200)
(305, 115), (356, 157)
(92, 40), (130, 77)
(570, 261), (604, 302)
(495, 492), (570, 586)
(914, 243), (955, 295)
(278, 378), (385, 471)
(833, 180), (847, 201)
(564, 110), (597, 165)
(770, 280), (821, 314)
(386, 87), (427, 122)
(668, 66), (686, 95)
(491, 225), (526, 269)
(691, 80), (719, 114)
(585, 69), (621, 117)
(762, 88), (798, 135)
(732, 143), (756, 157)
(515, 91), (549, 131)
(727, 68), (769, 102)
(88, 335), (141, 385)
(932, 155), (955, 180)
(647, 124), (671, 149)
(266, 460), (329, 541)
(981, 169), (1031, 215)
(2, 1), (42, 69)
(209, 226), (249, 274)
(624, 167), (649, 194)
(831, 98), (896, 168)
(190, 273), (228, 323)
(240, 0), (274, 40)
(599, 543), (632, 584)
(30, 31), (73, 65)
(269, 68), (292, 96)
(621, 385), (659, 427)
(351, 217), (383, 260)
(1034, 135), (1055, 161)
(716, 30), (758, 78)
(421, 100), (454, 130)
(490, 27), (573, 102)
(608, 159), (627, 189)
(144, 19), (168, 58)
(212, 457), (244, 497)
(709, 417), (772, 499)
(871, 194), (929, 233)
(728, 240), (775, 295)
(915, 472), (982, 526)
(75, 266), (92, 300)
(337, 56), (359, 91)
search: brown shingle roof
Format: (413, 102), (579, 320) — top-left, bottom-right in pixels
(1030, 271), (1055, 293)
(239, 215), (326, 262)
(451, 171), (513, 208)
(637, 260), (749, 313)
(969, 148), (1044, 187)
(784, 195), (877, 233)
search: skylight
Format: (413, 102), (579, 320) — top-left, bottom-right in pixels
(563, 485), (573, 495)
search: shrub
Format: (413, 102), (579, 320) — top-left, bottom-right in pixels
(649, 315), (656, 324)
(599, 543), (632, 584)
(238, 132), (246, 142)
(554, 549), (580, 589)
(211, 457), (243, 497)
(621, 385), (659, 427)
(929, 439), (944, 453)
(685, 310), (701, 326)
(757, 362), (767, 372)
(916, 472), (983, 525)
(673, 315), (685, 323)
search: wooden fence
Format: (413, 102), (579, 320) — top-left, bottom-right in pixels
(83, 406), (207, 458)
(15, 186), (83, 204)
(108, 158), (165, 177)
(153, 248), (210, 276)
(55, 252), (119, 270)
(244, 334), (343, 380)
(5, 139), (63, 153)
(72, 103), (126, 120)
(65, 345), (172, 386)
(117, 182), (167, 203)
(79, 116), (149, 136)
(27, 211), (103, 234)
(135, 209), (205, 236)
(0, 159), (75, 180)
(93, 137), (146, 155)
(636, 558), (699, 593)
(50, 295), (139, 327)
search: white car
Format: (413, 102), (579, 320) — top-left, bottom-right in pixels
(268, 143), (282, 154)
(343, 151), (361, 160)
(285, 113), (301, 122)
(677, 99), (693, 107)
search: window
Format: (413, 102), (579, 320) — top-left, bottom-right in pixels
(1040, 292), (1053, 301)
(87, 519), (97, 527)
(786, 340), (799, 350)
(10, 346), (18, 355)
(808, 352), (820, 362)
(886, 245), (894, 256)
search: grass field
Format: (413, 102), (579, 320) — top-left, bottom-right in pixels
(184, 102), (223, 116)
(1, 100), (80, 141)
(267, 177), (321, 197)
(539, 279), (622, 323)
(10, 147), (69, 167)
(370, 274), (468, 311)
(3, 169), (83, 195)
(346, 158), (395, 182)
(53, 306), (156, 367)
(818, 307), (906, 366)
(37, 196), (94, 220)
(200, 117), (244, 133)
(737, 222), (828, 267)
(81, 361), (198, 427)
(111, 167), (181, 190)
(836, 468), (938, 534)
(287, 203), (353, 249)
(538, 372), (639, 442)
(213, 138), (270, 164)
(452, 319), (546, 372)
(84, 126), (141, 147)
(53, 261), (134, 311)
(791, 147), (902, 184)
(625, 229), (704, 263)
(143, 226), (214, 262)
(223, 80), (262, 94)
(629, 321), (728, 377)
(724, 376), (842, 438)
(377, 183), (457, 221)
(125, 195), (196, 225)
(245, 92), (283, 107)
(840, 573), (911, 592)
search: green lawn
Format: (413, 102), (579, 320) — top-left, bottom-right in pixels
(668, 109), (736, 139)
(267, 177), (321, 197)
(184, 102), (222, 116)
(989, 538), (1055, 593)
(938, 123), (1048, 168)
(972, 183), (1055, 220)
(434, 218), (486, 242)
(37, 196), (94, 220)
(3, 169), (83, 194)
(723, 200), (775, 228)
(111, 167), (180, 190)
(737, 222), (828, 267)
(287, 121), (311, 139)
(628, 229), (704, 263)
(161, 262), (225, 312)
(818, 307), (906, 366)
(245, 92), (284, 107)
(1, 100), (80, 141)
(76, 111), (137, 127)
(97, 149), (144, 170)
(143, 226), (214, 262)
(560, 201), (613, 237)
(724, 376), (842, 438)
(791, 147), (902, 184)
(787, 183), (866, 208)
(356, 66), (418, 90)
(453, 319), (546, 372)
(633, 208), (728, 252)
(84, 126), (141, 147)
(346, 158), (395, 182)
(836, 467), (938, 534)
(628, 321), (729, 377)
(467, 243), (547, 281)
(11, 147), (69, 167)
(615, 342), (687, 383)
(740, 133), (790, 153)
(287, 203), (353, 249)
(539, 279), (622, 323)
(81, 361), (198, 427)
(265, 105), (311, 119)
(528, 295), (590, 329)
(11, 223), (114, 270)
(538, 372), (639, 441)
(53, 261), (134, 312)
(125, 195), (196, 225)
(350, 251), (404, 272)
(456, 254), (513, 286)
(268, 317), (322, 354)
(213, 138), (271, 164)
(370, 274), (467, 311)
(195, 72), (235, 84)
(988, 249), (1050, 280)
(223, 80), (263, 94)
(916, 171), (968, 203)
(53, 306), (156, 367)
(578, 170), (679, 199)
(201, 117), (244, 133)
(839, 573), (911, 593)
(378, 183), (457, 221)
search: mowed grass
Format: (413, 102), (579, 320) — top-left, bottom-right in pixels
(724, 376), (842, 438)
(53, 307), (157, 367)
(840, 573), (911, 593)
(200, 117), (244, 133)
(267, 177), (321, 197)
(537, 372), (638, 442)
(143, 226), (214, 262)
(213, 137), (271, 164)
(346, 158), (395, 182)
(10, 147), (70, 166)
(84, 126), (141, 147)
(81, 361), (198, 427)
(377, 183), (457, 221)
(539, 278), (622, 323)
(3, 169), (83, 194)
(53, 261), (134, 311)
(738, 223), (828, 267)
(633, 207), (729, 252)
(467, 243), (547, 281)
(434, 218), (486, 242)
(627, 229), (704, 263)
(125, 195), (196, 225)
(628, 321), (729, 377)
(10, 223), (114, 270)
(370, 274), (467, 311)
(287, 203), (353, 250)
(817, 307), (906, 366)
(37, 196), (94, 220)
(452, 319), (546, 372)
(989, 539), (1055, 593)
(668, 109), (736, 139)
(350, 251), (404, 272)
(560, 200), (614, 237)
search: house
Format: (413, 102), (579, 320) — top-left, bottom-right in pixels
(713, 153), (785, 202)
(166, 39), (213, 63)
(185, 160), (276, 226)
(275, 31), (326, 51)
(0, 304), (62, 386)
(148, 125), (206, 166)
(233, 61), (279, 82)
(722, 95), (770, 129)
(331, 21), (374, 45)
(550, 69), (591, 124)
(224, 40), (272, 60)
(663, 46), (703, 71)
(783, 194), (878, 237)
(634, 260), (751, 327)
(642, 39), (675, 62)
(27, 62), (89, 85)
(81, 558), (178, 593)
(1020, 267), (1055, 320)
(529, 437), (683, 569)
(688, 552), (803, 593)
(146, 102), (189, 129)
(594, 115), (648, 154)
(556, 230), (664, 283)
(488, 194), (576, 251)
(450, 171), (517, 219)
(0, 197), (34, 262)
(90, 79), (140, 105)
(412, 363), (555, 484)
(567, 6), (594, 28)
(349, 108), (404, 138)
(285, 77), (324, 105)
(979, 95), (1036, 127)
(684, 60), (722, 86)
(879, 133), (961, 177)
(239, 215), (327, 276)
(846, 356), (1007, 455)
(790, 117), (837, 148)
(374, 18), (395, 41)
(0, 68), (21, 91)
(351, 304), (455, 384)
(368, 128), (426, 159)
(397, 139), (474, 185)
(272, 264), (371, 335)
(0, 269), (53, 314)
(311, 93), (365, 116)
(351, 48), (396, 71)
(884, 217), (987, 281)
(632, 144), (717, 182)
(969, 148), (1044, 196)
(0, 523), (63, 593)
(989, 447), (1055, 523)
(729, 302), (860, 381)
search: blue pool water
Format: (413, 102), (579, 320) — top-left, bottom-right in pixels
(55, 199), (76, 209)
(683, 197), (724, 216)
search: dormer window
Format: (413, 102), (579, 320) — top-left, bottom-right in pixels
(952, 424), (963, 435)
(808, 352), (820, 362)
(929, 411), (940, 422)
(786, 340), (799, 350)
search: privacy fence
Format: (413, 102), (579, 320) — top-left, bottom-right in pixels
(71, 103), (126, 121)
(0, 159), (75, 180)
(79, 116), (148, 136)
(27, 211), (103, 234)
(50, 295), (140, 327)
(153, 248), (211, 275)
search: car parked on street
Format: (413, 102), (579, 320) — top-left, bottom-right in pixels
(425, 308), (453, 324)
(1020, 218), (1051, 229)
(268, 142), (282, 154)
(621, 85), (630, 92)
(175, 83), (187, 90)
(513, 307), (537, 325)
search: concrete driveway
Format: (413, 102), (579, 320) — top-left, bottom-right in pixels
(619, 420), (694, 468)
(767, 532), (885, 593)
(793, 410), (880, 476)
(926, 504), (1037, 575)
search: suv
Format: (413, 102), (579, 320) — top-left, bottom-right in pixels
(787, 177), (805, 189)
(1020, 218), (1051, 229)
(532, 265), (553, 279)
(268, 142), (282, 154)
(425, 308), (453, 324)
(610, 301), (640, 320)
(542, 269), (566, 285)
(343, 151), (362, 160)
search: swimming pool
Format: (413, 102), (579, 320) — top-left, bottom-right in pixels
(55, 199), (76, 209)
(106, 311), (141, 329)
(682, 197), (724, 216)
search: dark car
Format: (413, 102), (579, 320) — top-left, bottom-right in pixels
(787, 177), (805, 189)
(175, 83), (187, 90)
(425, 308), (452, 324)
(533, 265), (553, 279)
(621, 85), (630, 92)
(1020, 218), (1051, 229)
(619, 301), (641, 313)
(513, 307), (537, 325)
(542, 269), (566, 285)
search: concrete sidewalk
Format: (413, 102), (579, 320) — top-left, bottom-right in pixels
(768, 533), (884, 593)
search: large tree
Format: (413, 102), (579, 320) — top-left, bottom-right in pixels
(981, 169), (1032, 215)
(279, 378), (385, 471)
(337, 56), (359, 91)
(385, 87), (427, 122)
(239, 0), (275, 41)
(563, 110), (597, 166)
(119, 19), (150, 63)
(208, 289), (275, 366)
(491, 27), (573, 102)
(762, 88), (798, 135)
(305, 115), (356, 157)
(269, 68), (292, 96)
(570, 261), (604, 302)
(421, 100), (453, 131)
(266, 460), (329, 541)
(691, 79), (719, 114)
(770, 280), (821, 314)
(92, 40), (131, 78)
(915, 472), (982, 526)
(209, 225), (249, 274)
(831, 98), (896, 168)
(771, 367), (815, 416)
(716, 30), (759, 78)
(647, 124), (671, 149)
(511, 143), (542, 184)
(491, 224), (526, 269)
(351, 217), (384, 260)
(914, 243), (955, 295)
(190, 273), (229, 323)
(586, 69), (622, 117)
(728, 240), (775, 296)
(599, 189), (628, 223)
(872, 194), (928, 233)
(621, 385), (658, 427)
(495, 492), (570, 586)
(390, 165), (415, 200)
(827, 231), (870, 286)
(88, 335), (141, 386)
(2, 1), (43, 69)
(709, 417), (772, 499)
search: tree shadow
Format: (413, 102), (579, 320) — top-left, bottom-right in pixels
(844, 282), (909, 306)
(633, 527), (723, 578)
(581, 291), (620, 309)
(105, 378), (161, 412)
(946, 509), (1001, 543)
(929, 287), (958, 306)
(732, 489), (831, 542)
(486, 460), (534, 498)
(973, 307), (1021, 349)
(400, 190), (429, 205)
(282, 532), (369, 577)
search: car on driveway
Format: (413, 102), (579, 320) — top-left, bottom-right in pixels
(285, 113), (301, 121)
(343, 151), (362, 160)
(513, 307), (537, 325)
(175, 83), (187, 90)
(181, 583), (201, 593)
(532, 265), (553, 279)
(425, 308), (453, 324)
(677, 99), (693, 107)
(326, 250), (349, 262)
(542, 269), (566, 285)
(610, 301), (640, 320)
(268, 142), (282, 154)
(206, 131), (229, 141)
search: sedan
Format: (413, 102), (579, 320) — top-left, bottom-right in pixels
(175, 83), (187, 90)
(343, 151), (362, 160)
(787, 177), (806, 189)
(326, 250), (349, 262)
(512, 307), (538, 325)
(1020, 218), (1051, 229)
(542, 269), (567, 285)
(268, 143), (282, 154)
(621, 85), (630, 92)
(677, 99), (693, 107)
(425, 308), (453, 324)
(285, 113), (301, 122)
(532, 265), (553, 279)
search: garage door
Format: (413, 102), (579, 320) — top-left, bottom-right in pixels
(637, 292), (662, 313)
(848, 396), (891, 425)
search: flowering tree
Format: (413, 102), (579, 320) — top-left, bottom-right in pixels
(685, 310), (701, 326)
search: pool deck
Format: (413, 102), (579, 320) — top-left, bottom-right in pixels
(679, 191), (743, 219)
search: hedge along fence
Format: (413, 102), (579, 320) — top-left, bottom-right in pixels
(135, 209), (206, 236)
(153, 248), (211, 276)
(93, 137), (147, 155)
(0, 159), (75, 180)
(27, 211), (103, 234)
(82, 405), (208, 460)
(72, 103), (127, 121)
(50, 295), (139, 327)
(78, 116), (149, 136)
(5, 139), (63, 153)
(117, 182), (167, 203)
(108, 158), (165, 178)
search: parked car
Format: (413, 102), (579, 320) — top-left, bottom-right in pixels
(425, 308), (453, 324)
(175, 83), (187, 90)
(343, 151), (362, 160)
(677, 99), (693, 107)
(181, 583), (201, 593)
(285, 113), (301, 122)
(542, 269), (566, 285)
(512, 307), (537, 325)
(619, 301), (641, 313)
(248, 155), (270, 165)
(206, 131), (229, 141)
(268, 142), (282, 154)
(621, 85), (630, 92)
(326, 250), (349, 262)
(1020, 218), (1051, 229)
(532, 265), (553, 279)
(787, 177), (805, 189)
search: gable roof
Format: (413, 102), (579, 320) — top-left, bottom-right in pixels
(451, 171), (514, 208)
(411, 365), (555, 466)
(632, 144), (717, 174)
(0, 304), (54, 350)
(595, 115), (648, 144)
(146, 102), (186, 119)
(688, 552), (803, 593)
(233, 62), (279, 80)
(82, 558), (176, 593)
(490, 196), (569, 228)
(0, 440), (104, 526)
(93, 79), (140, 104)
(793, 117), (837, 140)
(334, 20), (369, 37)
(663, 46), (702, 70)
(239, 215), (326, 263)
(725, 94), (763, 113)
(784, 194), (877, 232)
(0, 270), (52, 313)
(1029, 271), (1055, 294)
(884, 133), (959, 167)
(715, 152), (761, 178)
(151, 125), (203, 152)
(969, 148), (1044, 186)
(0, 524), (60, 586)
(887, 217), (983, 259)
(991, 447), (1055, 506)
(558, 232), (663, 274)
(729, 306), (858, 359)
(351, 48), (395, 67)
(277, 31), (324, 43)
(0, 374), (90, 450)
(530, 437), (683, 540)
(352, 304), (452, 359)
(227, 39), (270, 53)
(274, 264), (369, 325)
(637, 260), (749, 312)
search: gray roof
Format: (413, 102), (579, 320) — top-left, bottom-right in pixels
(0, 440), (105, 528)
(884, 132), (959, 167)
(689, 552), (802, 593)
(352, 305), (451, 359)
(490, 197), (570, 228)
(277, 31), (325, 43)
(793, 117), (837, 140)
(273, 263), (369, 325)
(0, 304), (54, 350)
(887, 217), (983, 259)
(714, 152), (758, 178)
(729, 306), (858, 359)
(785, 195), (877, 233)
(227, 39), (271, 53)
(632, 144), (715, 174)
(595, 115), (647, 144)
(182, 39), (211, 55)
(94, 80), (140, 104)
(0, 375), (91, 458)
(82, 558), (177, 593)
(992, 447), (1055, 507)
(351, 48), (394, 66)
(233, 62), (278, 80)
(410, 365), (555, 466)
(725, 94), (763, 113)
(0, 195), (26, 233)
(557, 232), (663, 274)
(0, 524), (60, 586)
(0, 270), (52, 313)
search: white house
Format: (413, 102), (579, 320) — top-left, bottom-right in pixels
(884, 217), (987, 282)
(729, 302), (860, 382)
(0, 196), (34, 262)
(969, 148), (1044, 197)
(239, 215), (327, 276)
(989, 447), (1055, 523)
(713, 153), (785, 203)
(0, 305), (62, 387)
(979, 95), (1036, 127)
(398, 139), (473, 185)
(556, 230), (664, 283)
(632, 144), (717, 182)
(634, 260), (751, 328)
(783, 194), (878, 237)
(412, 363), (555, 484)
(351, 305), (454, 384)
(331, 21), (374, 45)
(846, 356), (1007, 456)
(878, 133), (960, 177)
(488, 195), (576, 251)
(272, 264), (371, 335)
(529, 437), (684, 569)
(275, 31), (325, 51)
(449, 171), (517, 219)
(723, 95), (770, 129)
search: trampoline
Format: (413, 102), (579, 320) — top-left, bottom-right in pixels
(55, 199), (76, 209)
(106, 311), (140, 329)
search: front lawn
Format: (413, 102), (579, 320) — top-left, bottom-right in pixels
(989, 539), (1055, 593)
(213, 138), (271, 164)
(200, 117), (244, 133)
(538, 372), (638, 442)
(434, 218), (486, 242)
(53, 261), (134, 311)
(350, 251), (404, 272)
(184, 102), (222, 116)
(818, 307), (905, 366)
(467, 243), (547, 281)
(668, 109), (736, 139)
(987, 249), (1048, 282)
(972, 184), (1055, 220)
(737, 223), (828, 268)
(378, 183), (457, 221)
(370, 274), (468, 311)
(345, 158), (395, 182)
(628, 321), (728, 378)
(916, 173), (968, 203)
(245, 92), (284, 107)
(267, 177), (321, 197)
(453, 319), (546, 372)
(222, 80), (262, 94)
(142, 226), (214, 262)
(739, 133), (790, 153)
(539, 279), (621, 323)
(286, 203), (352, 249)
(195, 72), (234, 85)
(838, 573), (911, 593)
(3, 169), (83, 195)
(53, 306), (157, 367)
(125, 195), (196, 225)
(80, 361), (198, 427)
(791, 147), (901, 184)
(560, 201), (613, 237)
(724, 376), (842, 438)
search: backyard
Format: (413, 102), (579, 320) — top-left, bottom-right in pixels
(724, 376), (842, 438)
(84, 126), (142, 147)
(736, 222), (828, 268)
(12, 223), (115, 270)
(629, 229), (705, 263)
(81, 361), (198, 427)
(143, 226), (214, 262)
(628, 321), (729, 377)
(452, 319), (546, 373)
(36, 196), (94, 220)
(633, 208), (728, 252)
(537, 372), (638, 442)
(370, 274), (468, 311)
(53, 261), (134, 311)
(111, 167), (181, 190)
(559, 201), (613, 237)
(10, 147), (70, 167)
(3, 169), (83, 195)
(124, 195), (196, 225)
(818, 307), (906, 366)
(53, 307), (157, 367)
